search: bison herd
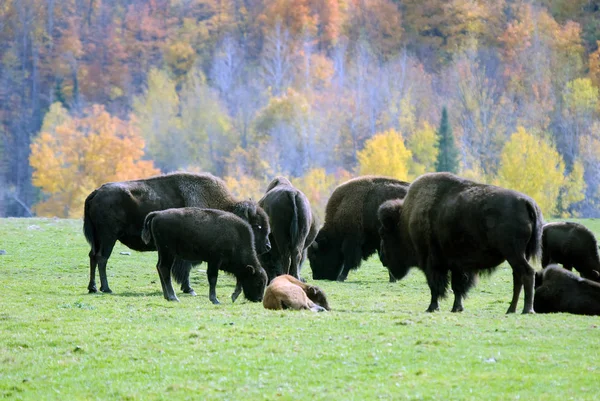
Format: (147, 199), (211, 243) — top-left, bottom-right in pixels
(83, 171), (600, 316)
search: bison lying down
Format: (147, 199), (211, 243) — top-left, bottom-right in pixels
(258, 177), (317, 282)
(534, 265), (600, 315)
(141, 207), (268, 303)
(263, 275), (330, 312)
(308, 176), (409, 282)
(378, 172), (544, 314)
(542, 221), (600, 281)
(83, 172), (270, 295)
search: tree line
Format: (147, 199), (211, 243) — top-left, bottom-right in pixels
(1, 0), (599, 217)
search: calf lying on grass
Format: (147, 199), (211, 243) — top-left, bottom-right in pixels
(534, 265), (600, 315)
(263, 275), (330, 312)
(141, 207), (267, 303)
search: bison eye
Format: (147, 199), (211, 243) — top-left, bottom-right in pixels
(255, 225), (262, 230)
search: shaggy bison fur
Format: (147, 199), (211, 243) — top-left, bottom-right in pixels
(534, 265), (600, 315)
(263, 274), (330, 312)
(308, 176), (409, 282)
(541, 221), (600, 281)
(378, 172), (544, 314)
(83, 172), (270, 295)
(258, 177), (317, 282)
(141, 207), (268, 303)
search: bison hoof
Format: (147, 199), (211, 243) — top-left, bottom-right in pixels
(451, 307), (464, 313)
(88, 287), (98, 293)
(521, 308), (535, 314)
(186, 290), (197, 296)
(210, 298), (220, 305)
(426, 306), (440, 313)
(166, 296), (180, 302)
(100, 287), (113, 294)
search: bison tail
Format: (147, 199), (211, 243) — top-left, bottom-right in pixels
(289, 192), (300, 248)
(83, 190), (98, 253)
(141, 212), (157, 245)
(525, 199), (544, 264)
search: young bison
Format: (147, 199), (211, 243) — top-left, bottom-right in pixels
(258, 176), (317, 282)
(378, 172), (543, 314)
(84, 172), (270, 295)
(534, 265), (600, 315)
(141, 207), (268, 303)
(541, 221), (600, 281)
(308, 176), (409, 282)
(263, 275), (330, 312)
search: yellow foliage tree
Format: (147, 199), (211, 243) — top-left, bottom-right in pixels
(30, 104), (160, 218)
(357, 129), (413, 180)
(223, 174), (266, 202)
(406, 122), (439, 177)
(292, 168), (352, 224)
(495, 127), (585, 217)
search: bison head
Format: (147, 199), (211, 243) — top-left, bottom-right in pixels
(307, 230), (344, 280)
(377, 199), (411, 281)
(306, 285), (331, 311)
(233, 200), (271, 255)
(239, 264), (268, 302)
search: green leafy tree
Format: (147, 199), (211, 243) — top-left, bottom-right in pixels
(435, 107), (459, 173)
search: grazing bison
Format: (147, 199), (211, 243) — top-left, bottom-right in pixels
(378, 172), (543, 314)
(263, 274), (330, 312)
(541, 221), (600, 281)
(141, 207), (268, 303)
(83, 172), (270, 295)
(534, 265), (600, 315)
(258, 176), (317, 282)
(308, 176), (410, 282)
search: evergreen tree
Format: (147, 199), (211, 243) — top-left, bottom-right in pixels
(435, 107), (459, 173)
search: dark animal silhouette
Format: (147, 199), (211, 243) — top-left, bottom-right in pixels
(258, 176), (317, 282)
(141, 207), (268, 303)
(542, 221), (600, 281)
(84, 172), (270, 295)
(308, 176), (409, 282)
(534, 265), (600, 315)
(378, 172), (543, 314)
(263, 274), (330, 312)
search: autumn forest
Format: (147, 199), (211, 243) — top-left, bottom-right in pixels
(2, 0), (600, 219)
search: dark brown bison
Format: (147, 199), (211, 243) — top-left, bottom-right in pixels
(258, 176), (317, 282)
(534, 265), (600, 315)
(141, 207), (268, 303)
(378, 172), (543, 314)
(263, 274), (330, 312)
(308, 176), (410, 282)
(83, 172), (270, 295)
(541, 221), (600, 281)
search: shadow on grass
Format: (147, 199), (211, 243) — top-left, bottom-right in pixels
(87, 290), (164, 298)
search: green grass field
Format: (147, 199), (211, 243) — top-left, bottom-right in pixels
(1, 217), (599, 400)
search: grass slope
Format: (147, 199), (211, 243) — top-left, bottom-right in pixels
(1, 218), (599, 400)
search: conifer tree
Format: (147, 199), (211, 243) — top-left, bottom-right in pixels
(435, 107), (459, 173)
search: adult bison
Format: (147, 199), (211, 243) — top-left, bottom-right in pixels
(258, 176), (317, 282)
(534, 265), (600, 315)
(263, 274), (330, 312)
(541, 221), (600, 281)
(141, 208), (268, 303)
(378, 172), (544, 314)
(83, 172), (270, 295)
(308, 176), (410, 282)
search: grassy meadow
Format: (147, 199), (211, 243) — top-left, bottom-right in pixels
(1, 217), (599, 400)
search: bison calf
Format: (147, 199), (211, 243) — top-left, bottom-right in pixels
(258, 176), (317, 282)
(534, 265), (600, 315)
(141, 207), (268, 303)
(542, 221), (600, 281)
(263, 275), (330, 312)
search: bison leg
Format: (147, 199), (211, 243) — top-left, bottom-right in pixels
(171, 258), (196, 296)
(338, 239), (362, 282)
(156, 251), (179, 302)
(88, 249), (99, 293)
(424, 257), (449, 312)
(506, 256), (535, 314)
(95, 241), (116, 294)
(207, 260), (222, 305)
(289, 249), (303, 280)
(450, 271), (477, 312)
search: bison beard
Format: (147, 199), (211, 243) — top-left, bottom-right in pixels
(258, 176), (317, 282)
(263, 274), (330, 312)
(307, 176), (409, 282)
(378, 172), (544, 314)
(141, 207), (268, 303)
(83, 172), (270, 295)
(534, 265), (600, 315)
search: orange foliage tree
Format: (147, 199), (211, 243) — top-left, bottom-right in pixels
(30, 104), (160, 218)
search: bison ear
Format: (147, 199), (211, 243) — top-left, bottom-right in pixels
(308, 287), (318, 295)
(246, 265), (256, 275)
(378, 199), (403, 230)
(592, 270), (600, 279)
